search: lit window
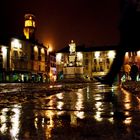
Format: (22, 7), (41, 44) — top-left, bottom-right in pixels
(41, 48), (45, 54)
(125, 52), (129, 57)
(34, 46), (38, 52)
(11, 39), (22, 50)
(108, 51), (115, 58)
(56, 53), (62, 64)
(95, 51), (100, 58)
(137, 51), (140, 56)
(25, 20), (33, 27)
(77, 52), (83, 61)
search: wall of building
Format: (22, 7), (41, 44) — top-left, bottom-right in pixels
(56, 49), (140, 81)
(0, 37), (48, 82)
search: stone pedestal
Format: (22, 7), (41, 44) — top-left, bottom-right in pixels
(63, 66), (84, 79)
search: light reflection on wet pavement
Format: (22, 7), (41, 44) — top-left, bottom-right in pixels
(0, 83), (140, 139)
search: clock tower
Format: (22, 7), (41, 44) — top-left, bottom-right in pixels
(23, 14), (36, 40)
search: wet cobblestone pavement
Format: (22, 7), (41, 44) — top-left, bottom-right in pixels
(0, 82), (140, 140)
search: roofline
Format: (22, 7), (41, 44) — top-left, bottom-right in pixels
(56, 44), (119, 53)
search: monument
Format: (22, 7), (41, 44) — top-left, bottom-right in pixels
(63, 40), (84, 80)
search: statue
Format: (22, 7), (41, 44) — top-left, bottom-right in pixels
(69, 40), (76, 54)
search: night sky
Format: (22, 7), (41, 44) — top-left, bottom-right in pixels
(0, 0), (120, 51)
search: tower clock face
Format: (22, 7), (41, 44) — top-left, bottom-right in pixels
(25, 20), (34, 27)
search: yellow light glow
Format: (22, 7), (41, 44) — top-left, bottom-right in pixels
(10, 106), (20, 138)
(94, 111), (102, 122)
(1, 46), (7, 69)
(95, 51), (100, 58)
(33, 21), (35, 27)
(74, 111), (85, 119)
(0, 108), (7, 133)
(56, 93), (64, 99)
(124, 117), (132, 125)
(125, 52), (129, 57)
(2, 46), (7, 57)
(45, 110), (54, 127)
(11, 39), (22, 49)
(24, 29), (29, 39)
(48, 47), (52, 52)
(75, 92), (84, 110)
(41, 48), (45, 54)
(49, 72), (52, 77)
(25, 20), (33, 27)
(77, 52), (83, 61)
(34, 46), (38, 52)
(56, 53), (62, 64)
(95, 102), (102, 109)
(108, 51), (115, 58)
(108, 117), (114, 123)
(57, 101), (64, 110)
(137, 51), (140, 56)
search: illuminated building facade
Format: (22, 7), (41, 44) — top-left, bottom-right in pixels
(61, 40), (84, 80)
(0, 45), (8, 81)
(0, 13), (51, 82)
(0, 36), (48, 82)
(56, 44), (140, 80)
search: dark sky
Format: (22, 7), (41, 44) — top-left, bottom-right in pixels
(0, 0), (120, 51)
